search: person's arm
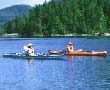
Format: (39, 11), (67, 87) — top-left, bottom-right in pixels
(71, 46), (74, 51)
(67, 46), (74, 52)
(67, 46), (70, 52)
(28, 48), (32, 54)
(32, 48), (34, 53)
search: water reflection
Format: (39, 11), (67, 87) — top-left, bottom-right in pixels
(27, 59), (34, 64)
(68, 55), (75, 60)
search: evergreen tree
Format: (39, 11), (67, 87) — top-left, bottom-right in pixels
(3, 0), (110, 37)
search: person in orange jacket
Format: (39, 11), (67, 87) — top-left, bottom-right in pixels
(67, 42), (74, 53)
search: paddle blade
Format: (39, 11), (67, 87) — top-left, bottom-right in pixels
(24, 46), (28, 51)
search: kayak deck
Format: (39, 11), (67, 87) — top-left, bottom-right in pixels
(49, 50), (107, 56)
(3, 53), (63, 60)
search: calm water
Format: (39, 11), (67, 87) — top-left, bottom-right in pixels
(0, 38), (110, 90)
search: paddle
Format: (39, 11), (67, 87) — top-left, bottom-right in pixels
(24, 46), (28, 51)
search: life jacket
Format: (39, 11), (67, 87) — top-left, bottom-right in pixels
(67, 44), (74, 52)
(28, 48), (34, 54)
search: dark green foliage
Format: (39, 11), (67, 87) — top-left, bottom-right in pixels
(0, 25), (4, 35)
(3, 0), (110, 37)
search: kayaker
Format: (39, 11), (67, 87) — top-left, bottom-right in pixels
(27, 43), (35, 55)
(24, 43), (35, 56)
(67, 42), (74, 52)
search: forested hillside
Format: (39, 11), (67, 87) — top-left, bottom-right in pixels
(3, 0), (110, 37)
(0, 5), (32, 24)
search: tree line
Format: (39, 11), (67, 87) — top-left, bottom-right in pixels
(3, 0), (110, 37)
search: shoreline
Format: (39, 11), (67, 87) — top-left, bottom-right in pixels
(0, 33), (110, 39)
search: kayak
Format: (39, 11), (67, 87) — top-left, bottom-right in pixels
(64, 51), (107, 56)
(48, 50), (107, 56)
(3, 53), (63, 60)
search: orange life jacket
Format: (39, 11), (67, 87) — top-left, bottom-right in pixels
(67, 44), (74, 52)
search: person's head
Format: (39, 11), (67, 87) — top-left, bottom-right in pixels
(28, 46), (32, 48)
(68, 42), (73, 45)
(27, 43), (34, 48)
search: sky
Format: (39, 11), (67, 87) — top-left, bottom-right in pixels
(0, 0), (51, 9)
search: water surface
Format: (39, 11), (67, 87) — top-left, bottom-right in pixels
(0, 38), (110, 90)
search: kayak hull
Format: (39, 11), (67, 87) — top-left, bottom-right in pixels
(49, 50), (107, 56)
(3, 53), (63, 60)
(64, 51), (106, 56)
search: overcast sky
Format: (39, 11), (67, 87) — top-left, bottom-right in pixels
(0, 0), (51, 9)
